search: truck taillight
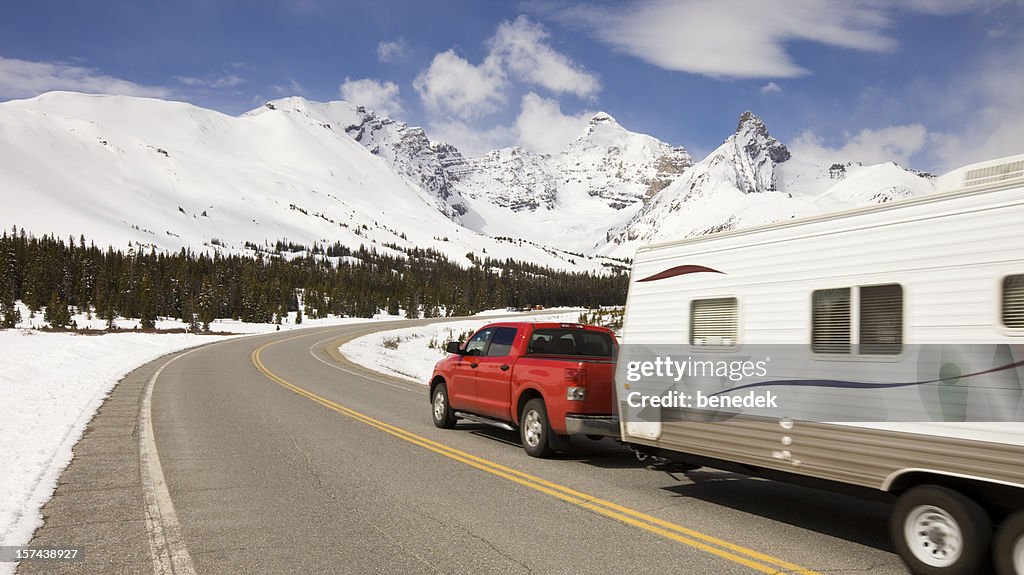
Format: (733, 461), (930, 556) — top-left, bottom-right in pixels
(566, 366), (586, 401)
(564, 367), (586, 384)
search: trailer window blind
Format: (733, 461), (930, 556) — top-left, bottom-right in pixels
(690, 297), (738, 347)
(859, 284), (903, 354)
(812, 288), (850, 353)
(1004, 275), (1024, 329)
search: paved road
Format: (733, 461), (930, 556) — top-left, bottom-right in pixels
(21, 320), (910, 574)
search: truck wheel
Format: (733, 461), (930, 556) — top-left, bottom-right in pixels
(431, 383), (457, 429)
(994, 510), (1024, 575)
(890, 485), (991, 575)
(520, 398), (553, 458)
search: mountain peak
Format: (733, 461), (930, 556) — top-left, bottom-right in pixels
(589, 111), (617, 126)
(736, 110), (764, 133)
(733, 110), (790, 164)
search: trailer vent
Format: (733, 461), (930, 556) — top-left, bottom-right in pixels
(690, 297), (738, 347)
(812, 288), (851, 354)
(964, 160), (1024, 189)
(1004, 275), (1024, 329)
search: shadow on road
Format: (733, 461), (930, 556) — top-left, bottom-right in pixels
(464, 426), (645, 467)
(661, 468), (894, 551)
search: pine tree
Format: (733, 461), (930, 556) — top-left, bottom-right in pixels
(1, 300), (21, 329)
(105, 304), (116, 330)
(44, 290), (71, 328)
(139, 275), (156, 329)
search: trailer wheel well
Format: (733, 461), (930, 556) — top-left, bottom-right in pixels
(887, 470), (1024, 520)
(516, 389), (543, 426)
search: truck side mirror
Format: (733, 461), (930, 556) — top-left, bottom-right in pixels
(445, 341), (463, 355)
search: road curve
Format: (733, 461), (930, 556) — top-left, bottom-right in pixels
(21, 319), (910, 574)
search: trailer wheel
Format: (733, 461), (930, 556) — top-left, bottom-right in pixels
(994, 510), (1024, 575)
(520, 398), (553, 458)
(890, 485), (991, 575)
(431, 383), (457, 429)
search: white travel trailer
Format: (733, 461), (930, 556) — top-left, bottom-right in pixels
(616, 154), (1024, 575)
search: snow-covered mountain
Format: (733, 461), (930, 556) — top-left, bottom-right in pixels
(444, 112), (694, 254)
(0, 91), (936, 268)
(0, 92), (607, 272)
(251, 97), (472, 220)
(601, 111), (934, 258)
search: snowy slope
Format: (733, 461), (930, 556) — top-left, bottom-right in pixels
(0, 92), (936, 267)
(0, 92), (600, 272)
(602, 112), (935, 258)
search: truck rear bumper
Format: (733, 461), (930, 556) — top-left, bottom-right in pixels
(564, 414), (620, 438)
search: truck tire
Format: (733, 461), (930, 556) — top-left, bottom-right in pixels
(520, 398), (553, 458)
(431, 383), (457, 429)
(890, 485), (992, 575)
(994, 510), (1024, 575)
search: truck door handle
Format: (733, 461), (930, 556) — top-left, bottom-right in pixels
(470, 363), (479, 368)
(500, 364), (510, 371)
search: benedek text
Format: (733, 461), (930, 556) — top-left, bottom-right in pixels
(626, 390), (778, 409)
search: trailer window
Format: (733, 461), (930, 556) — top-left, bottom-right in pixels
(812, 288), (851, 354)
(690, 297), (738, 347)
(1004, 275), (1024, 329)
(860, 284), (903, 354)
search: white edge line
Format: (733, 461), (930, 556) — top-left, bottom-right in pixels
(139, 347), (203, 575)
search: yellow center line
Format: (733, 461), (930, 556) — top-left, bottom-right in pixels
(251, 333), (823, 575)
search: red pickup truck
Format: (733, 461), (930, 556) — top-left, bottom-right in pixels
(428, 321), (619, 457)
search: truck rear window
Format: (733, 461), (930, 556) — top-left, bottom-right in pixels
(527, 329), (615, 357)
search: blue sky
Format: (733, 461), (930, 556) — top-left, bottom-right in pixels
(1, 1), (1021, 172)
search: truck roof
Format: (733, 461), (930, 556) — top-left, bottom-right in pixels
(481, 321), (616, 334)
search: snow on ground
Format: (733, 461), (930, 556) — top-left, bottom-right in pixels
(339, 309), (584, 384)
(0, 304), (385, 574)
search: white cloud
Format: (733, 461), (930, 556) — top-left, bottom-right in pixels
(928, 41), (1024, 170)
(0, 56), (170, 100)
(173, 74), (245, 89)
(425, 93), (596, 157)
(271, 79), (307, 96)
(760, 81), (782, 94)
(426, 119), (517, 157)
(407, 14), (609, 157)
(489, 16), (600, 98)
(340, 77), (404, 118)
(895, 0), (994, 16)
(413, 50), (507, 120)
(790, 125), (928, 166)
(515, 93), (594, 154)
(554, 0), (902, 79)
(377, 39), (408, 63)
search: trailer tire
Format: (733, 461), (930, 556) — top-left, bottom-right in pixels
(520, 398), (553, 458)
(431, 383), (457, 429)
(994, 510), (1024, 575)
(890, 485), (991, 575)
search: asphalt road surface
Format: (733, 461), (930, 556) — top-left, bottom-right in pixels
(21, 319), (911, 574)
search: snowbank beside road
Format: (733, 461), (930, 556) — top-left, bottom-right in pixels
(0, 330), (234, 561)
(339, 311), (582, 384)
(0, 313), (379, 575)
